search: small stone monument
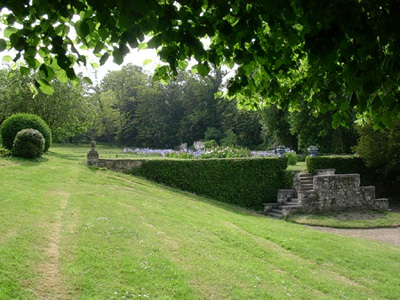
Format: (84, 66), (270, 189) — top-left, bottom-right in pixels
(193, 141), (205, 150)
(87, 141), (99, 166)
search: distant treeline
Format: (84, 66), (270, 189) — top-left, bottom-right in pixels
(0, 64), (358, 153)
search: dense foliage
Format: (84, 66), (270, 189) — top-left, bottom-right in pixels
(12, 129), (44, 158)
(0, 113), (52, 151)
(131, 158), (290, 208)
(1, 1), (399, 127)
(0, 69), (96, 141)
(354, 122), (400, 177)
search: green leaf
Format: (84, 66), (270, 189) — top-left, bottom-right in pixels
(340, 101), (349, 111)
(160, 77), (170, 85)
(3, 55), (12, 62)
(381, 112), (395, 129)
(4, 27), (17, 38)
(83, 76), (93, 84)
(138, 43), (148, 50)
(178, 60), (188, 71)
(100, 53), (109, 65)
(94, 41), (104, 54)
(56, 69), (69, 83)
(0, 39), (7, 51)
(20, 66), (30, 76)
(191, 65), (198, 74)
(38, 48), (49, 59)
(157, 65), (168, 76)
(90, 62), (99, 68)
(196, 63), (210, 77)
(37, 79), (54, 95)
(28, 83), (38, 97)
(76, 20), (90, 38)
(26, 57), (41, 69)
(113, 48), (123, 65)
(143, 58), (152, 66)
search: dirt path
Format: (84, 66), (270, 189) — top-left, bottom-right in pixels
(36, 192), (70, 300)
(309, 226), (400, 246)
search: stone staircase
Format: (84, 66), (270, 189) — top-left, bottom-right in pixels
(299, 173), (313, 191)
(263, 169), (389, 219)
(265, 198), (300, 218)
(263, 173), (315, 218)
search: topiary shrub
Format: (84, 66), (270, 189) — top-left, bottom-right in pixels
(13, 129), (45, 158)
(0, 113), (52, 152)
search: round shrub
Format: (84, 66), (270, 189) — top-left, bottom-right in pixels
(0, 113), (51, 152)
(283, 152), (298, 166)
(204, 139), (219, 149)
(13, 129), (45, 158)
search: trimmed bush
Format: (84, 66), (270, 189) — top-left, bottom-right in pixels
(204, 139), (219, 149)
(0, 113), (52, 152)
(13, 129), (44, 158)
(131, 157), (290, 209)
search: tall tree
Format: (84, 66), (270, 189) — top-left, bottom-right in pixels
(0, 69), (95, 141)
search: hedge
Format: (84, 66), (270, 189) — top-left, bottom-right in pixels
(131, 157), (291, 209)
(306, 155), (367, 174)
(306, 156), (400, 196)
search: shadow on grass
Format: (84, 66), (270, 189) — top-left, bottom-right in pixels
(92, 167), (269, 219)
(47, 151), (86, 162)
(0, 154), (49, 166)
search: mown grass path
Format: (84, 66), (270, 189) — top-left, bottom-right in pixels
(0, 145), (399, 299)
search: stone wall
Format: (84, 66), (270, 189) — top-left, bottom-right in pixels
(89, 158), (145, 173)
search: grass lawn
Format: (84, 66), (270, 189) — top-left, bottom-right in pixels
(1, 144), (400, 299)
(287, 161), (307, 172)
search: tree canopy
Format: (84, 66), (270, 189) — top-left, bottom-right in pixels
(1, 0), (399, 127)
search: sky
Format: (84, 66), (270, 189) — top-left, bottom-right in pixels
(75, 47), (162, 85)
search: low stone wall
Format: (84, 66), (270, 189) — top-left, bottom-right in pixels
(94, 159), (145, 173)
(300, 174), (388, 212)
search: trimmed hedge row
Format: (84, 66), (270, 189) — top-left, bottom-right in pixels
(131, 158), (291, 209)
(306, 156), (374, 185)
(306, 155), (367, 174)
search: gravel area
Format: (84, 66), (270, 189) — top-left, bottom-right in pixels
(309, 226), (400, 246)
(307, 201), (400, 247)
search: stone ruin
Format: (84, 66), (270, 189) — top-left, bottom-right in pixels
(264, 169), (389, 218)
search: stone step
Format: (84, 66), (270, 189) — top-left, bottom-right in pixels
(300, 179), (313, 184)
(272, 208), (283, 214)
(279, 204), (301, 209)
(299, 173), (312, 177)
(280, 202), (298, 207)
(267, 212), (283, 218)
(300, 187), (313, 191)
(300, 180), (314, 185)
(289, 198), (299, 203)
(300, 184), (314, 190)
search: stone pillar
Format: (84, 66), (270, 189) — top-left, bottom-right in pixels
(87, 141), (99, 166)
